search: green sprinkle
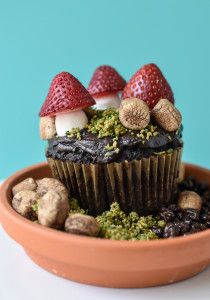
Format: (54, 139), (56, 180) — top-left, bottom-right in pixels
(96, 202), (163, 241)
(115, 148), (120, 154)
(66, 128), (82, 140)
(146, 132), (152, 140)
(136, 124), (159, 141)
(105, 152), (112, 157)
(65, 109), (161, 146)
(87, 108), (127, 139)
(158, 220), (166, 228)
(154, 151), (166, 155)
(32, 200), (39, 213)
(69, 198), (87, 215)
(104, 140), (119, 152)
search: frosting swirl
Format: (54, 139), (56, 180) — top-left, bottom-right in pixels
(46, 126), (183, 164)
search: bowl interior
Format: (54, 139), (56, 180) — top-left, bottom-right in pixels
(1, 162), (210, 288)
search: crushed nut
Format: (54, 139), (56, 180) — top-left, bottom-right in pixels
(64, 214), (100, 237)
(152, 99), (182, 132)
(40, 116), (56, 140)
(178, 191), (202, 211)
(119, 98), (150, 130)
(12, 190), (39, 220)
(38, 190), (69, 229)
(12, 178), (37, 195)
(36, 178), (68, 200)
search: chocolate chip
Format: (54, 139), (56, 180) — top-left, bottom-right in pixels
(159, 208), (175, 222)
(200, 212), (210, 223)
(184, 209), (200, 221)
(163, 223), (180, 238)
(174, 220), (190, 234)
(152, 226), (163, 238)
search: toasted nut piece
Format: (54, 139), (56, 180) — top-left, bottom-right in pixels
(36, 178), (68, 200)
(65, 214), (100, 237)
(178, 191), (202, 211)
(38, 190), (69, 229)
(40, 116), (56, 140)
(152, 99), (182, 132)
(119, 98), (150, 130)
(177, 163), (185, 183)
(12, 190), (39, 219)
(12, 178), (37, 196)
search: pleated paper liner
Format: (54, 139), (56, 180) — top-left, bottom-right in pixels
(47, 147), (182, 216)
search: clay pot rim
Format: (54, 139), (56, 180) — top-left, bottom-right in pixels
(1, 161), (210, 249)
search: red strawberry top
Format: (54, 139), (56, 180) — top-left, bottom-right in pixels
(122, 63), (174, 109)
(39, 72), (95, 117)
(88, 65), (126, 98)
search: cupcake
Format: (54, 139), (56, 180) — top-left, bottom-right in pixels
(39, 64), (183, 216)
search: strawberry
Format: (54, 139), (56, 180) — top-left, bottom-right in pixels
(122, 64), (174, 109)
(88, 65), (126, 98)
(39, 72), (95, 117)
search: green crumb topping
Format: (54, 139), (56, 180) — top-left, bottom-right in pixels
(153, 151), (166, 155)
(66, 128), (82, 140)
(69, 198), (88, 215)
(64, 109), (160, 147)
(136, 124), (159, 140)
(104, 140), (118, 151)
(154, 148), (174, 156)
(158, 220), (166, 227)
(104, 139), (120, 154)
(96, 202), (165, 240)
(32, 200), (39, 213)
(87, 108), (127, 138)
(104, 152), (112, 157)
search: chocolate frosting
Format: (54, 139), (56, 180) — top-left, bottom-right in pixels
(46, 126), (183, 164)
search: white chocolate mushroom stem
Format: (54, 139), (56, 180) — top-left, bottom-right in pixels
(55, 110), (88, 137)
(92, 94), (121, 110)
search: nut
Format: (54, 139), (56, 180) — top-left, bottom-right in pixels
(177, 163), (185, 183)
(12, 190), (39, 219)
(119, 98), (150, 130)
(38, 190), (69, 229)
(40, 116), (56, 140)
(178, 191), (202, 211)
(36, 178), (68, 200)
(64, 214), (100, 237)
(152, 99), (182, 132)
(12, 178), (37, 195)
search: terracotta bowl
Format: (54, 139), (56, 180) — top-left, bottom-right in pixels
(0, 162), (210, 288)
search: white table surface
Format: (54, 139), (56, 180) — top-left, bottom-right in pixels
(1, 181), (210, 300)
(1, 227), (210, 299)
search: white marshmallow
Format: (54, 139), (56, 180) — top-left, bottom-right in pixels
(55, 110), (88, 137)
(92, 94), (121, 110)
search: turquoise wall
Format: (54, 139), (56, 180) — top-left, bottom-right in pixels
(0, 0), (210, 178)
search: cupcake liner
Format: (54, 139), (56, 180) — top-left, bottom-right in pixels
(47, 147), (182, 216)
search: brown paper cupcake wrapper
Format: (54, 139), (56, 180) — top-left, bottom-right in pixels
(47, 147), (182, 216)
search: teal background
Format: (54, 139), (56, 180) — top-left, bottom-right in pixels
(0, 0), (210, 178)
